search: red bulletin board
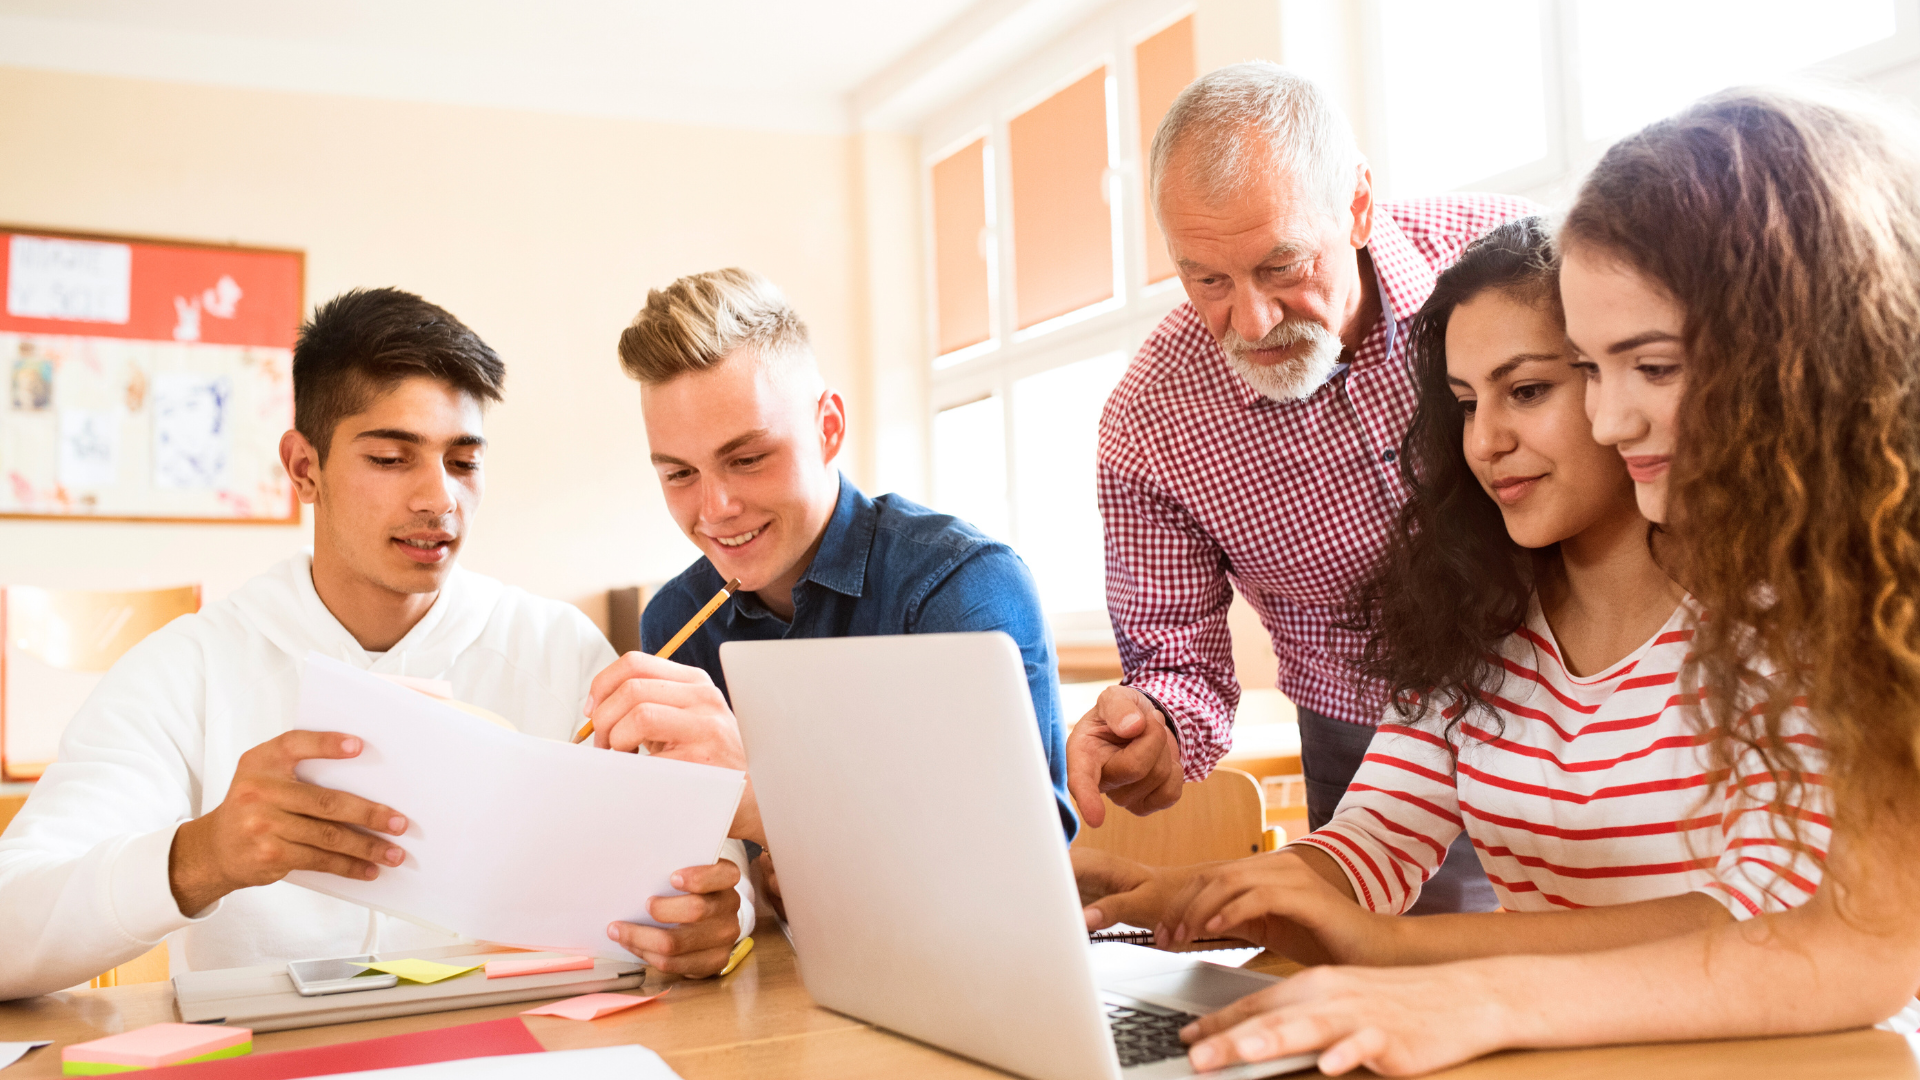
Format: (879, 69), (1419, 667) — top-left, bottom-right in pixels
(0, 226), (305, 523)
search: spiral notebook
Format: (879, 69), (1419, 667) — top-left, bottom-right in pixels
(1088, 923), (1237, 946)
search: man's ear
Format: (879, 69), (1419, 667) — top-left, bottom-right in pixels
(280, 428), (323, 505)
(816, 389), (847, 466)
(1349, 163), (1375, 250)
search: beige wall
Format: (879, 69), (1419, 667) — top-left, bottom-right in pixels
(0, 66), (903, 630)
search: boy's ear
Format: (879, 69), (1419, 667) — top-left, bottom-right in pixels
(817, 389), (847, 466)
(280, 428), (323, 505)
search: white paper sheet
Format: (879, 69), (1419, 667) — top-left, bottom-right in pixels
(286, 654), (745, 961)
(6, 235), (130, 323)
(305, 1045), (680, 1079)
(0, 1041), (51, 1071)
(151, 372), (231, 490)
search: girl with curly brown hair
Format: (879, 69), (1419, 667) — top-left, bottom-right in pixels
(1176, 85), (1920, 1076)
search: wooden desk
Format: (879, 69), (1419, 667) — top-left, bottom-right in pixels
(1, 934), (1914, 1079)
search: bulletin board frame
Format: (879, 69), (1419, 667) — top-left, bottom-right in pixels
(0, 223), (306, 526)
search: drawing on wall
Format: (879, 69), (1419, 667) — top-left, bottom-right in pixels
(58, 409), (120, 489)
(153, 373), (231, 490)
(0, 227), (302, 522)
(10, 355), (51, 411)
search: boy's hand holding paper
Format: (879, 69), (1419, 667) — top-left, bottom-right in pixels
(285, 655), (746, 963)
(605, 859), (742, 976)
(167, 729), (411, 916)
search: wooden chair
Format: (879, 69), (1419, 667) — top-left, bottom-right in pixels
(0, 584), (200, 989)
(1, 584), (201, 781)
(1071, 766), (1272, 865)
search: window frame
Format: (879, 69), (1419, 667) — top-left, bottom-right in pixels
(919, 0), (1196, 627)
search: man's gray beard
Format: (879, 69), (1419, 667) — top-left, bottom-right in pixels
(1222, 319), (1345, 403)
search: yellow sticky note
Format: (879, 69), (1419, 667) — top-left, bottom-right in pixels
(353, 958), (481, 984)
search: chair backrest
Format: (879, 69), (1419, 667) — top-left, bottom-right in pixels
(2, 584), (201, 781)
(1070, 766), (1267, 865)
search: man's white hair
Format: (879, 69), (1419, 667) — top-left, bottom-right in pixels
(1149, 61), (1364, 217)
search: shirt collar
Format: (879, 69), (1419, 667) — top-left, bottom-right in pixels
(1350, 209), (1430, 370)
(798, 473), (872, 598)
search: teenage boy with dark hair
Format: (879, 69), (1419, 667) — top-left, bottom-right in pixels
(0, 288), (751, 1000)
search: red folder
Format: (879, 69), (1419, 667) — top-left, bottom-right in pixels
(152, 1016), (544, 1078)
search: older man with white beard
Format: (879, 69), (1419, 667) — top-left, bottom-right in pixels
(1066, 62), (1531, 913)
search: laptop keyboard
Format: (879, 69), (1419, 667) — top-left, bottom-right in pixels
(1106, 1001), (1201, 1069)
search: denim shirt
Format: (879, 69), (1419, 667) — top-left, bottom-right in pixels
(643, 475), (1074, 837)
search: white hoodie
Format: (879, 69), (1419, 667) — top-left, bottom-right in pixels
(0, 555), (753, 999)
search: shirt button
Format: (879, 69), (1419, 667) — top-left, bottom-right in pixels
(1383, 449), (1397, 463)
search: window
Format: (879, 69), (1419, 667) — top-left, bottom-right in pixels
(1134, 15), (1196, 285)
(1009, 66), (1118, 331)
(1368, 0), (1913, 199)
(930, 139), (992, 357)
(1377, 0), (1548, 193)
(1009, 353), (1128, 613)
(1573, 0), (1899, 142)
(931, 396), (1009, 541)
(919, 5), (1195, 630)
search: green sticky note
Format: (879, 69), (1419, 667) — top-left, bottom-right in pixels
(352, 958), (481, 984)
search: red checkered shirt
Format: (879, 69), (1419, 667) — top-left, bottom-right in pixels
(1099, 195), (1537, 779)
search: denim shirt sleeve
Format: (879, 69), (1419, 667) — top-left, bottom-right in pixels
(912, 547), (1076, 840)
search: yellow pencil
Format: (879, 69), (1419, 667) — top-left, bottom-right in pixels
(572, 578), (741, 744)
(718, 936), (754, 977)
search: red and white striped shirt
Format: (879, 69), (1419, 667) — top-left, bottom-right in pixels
(1099, 195), (1536, 779)
(1294, 601), (1830, 917)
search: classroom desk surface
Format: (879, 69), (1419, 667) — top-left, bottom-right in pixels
(2, 933), (1916, 1079)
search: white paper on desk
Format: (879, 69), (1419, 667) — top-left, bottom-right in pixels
(285, 653), (745, 961)
(0, 1041), (50, 1071)
(308, 1045), (680, 1079)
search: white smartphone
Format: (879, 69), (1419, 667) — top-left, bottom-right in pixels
(286, 955), (400, 996)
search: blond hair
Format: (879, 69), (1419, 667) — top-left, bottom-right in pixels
(617, 267), (811, 385)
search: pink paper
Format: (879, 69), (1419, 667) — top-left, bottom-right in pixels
(485, 955), (594, 979)
(520, 988), (670, 1020)
(63, 1023), (251, 1067)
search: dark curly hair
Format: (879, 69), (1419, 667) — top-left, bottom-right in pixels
(1344, 216), (1561, 732)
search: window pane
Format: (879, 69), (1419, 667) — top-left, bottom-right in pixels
(1009, 67), (1115, 330)
(1010, 353), (1128, 613)
(1577, 0), (1897, 141)
(931, 139), (991, 356)
(932, 396), (1008, 542)
(1379, 0), (1547, 193)
(1135, 16), (1194, 285)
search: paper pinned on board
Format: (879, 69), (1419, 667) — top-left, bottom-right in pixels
(285, 654), (746, 961)
(352, 959), (480, 984)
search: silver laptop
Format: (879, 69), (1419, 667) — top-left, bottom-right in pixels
(722, 632), (1317, 1080)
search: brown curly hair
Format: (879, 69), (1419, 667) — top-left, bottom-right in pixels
(1560, 85), (1920, 849)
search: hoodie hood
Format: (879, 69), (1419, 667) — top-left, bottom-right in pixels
(228, 554), (505, 680)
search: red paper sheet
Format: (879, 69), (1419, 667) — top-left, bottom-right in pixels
(149, 1016), (543, 1079)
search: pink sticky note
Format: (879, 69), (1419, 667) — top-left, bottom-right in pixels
(63, 1023), (251, 1068)
(521, 988), (670, 1020)
(485, 955), (594, 979)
